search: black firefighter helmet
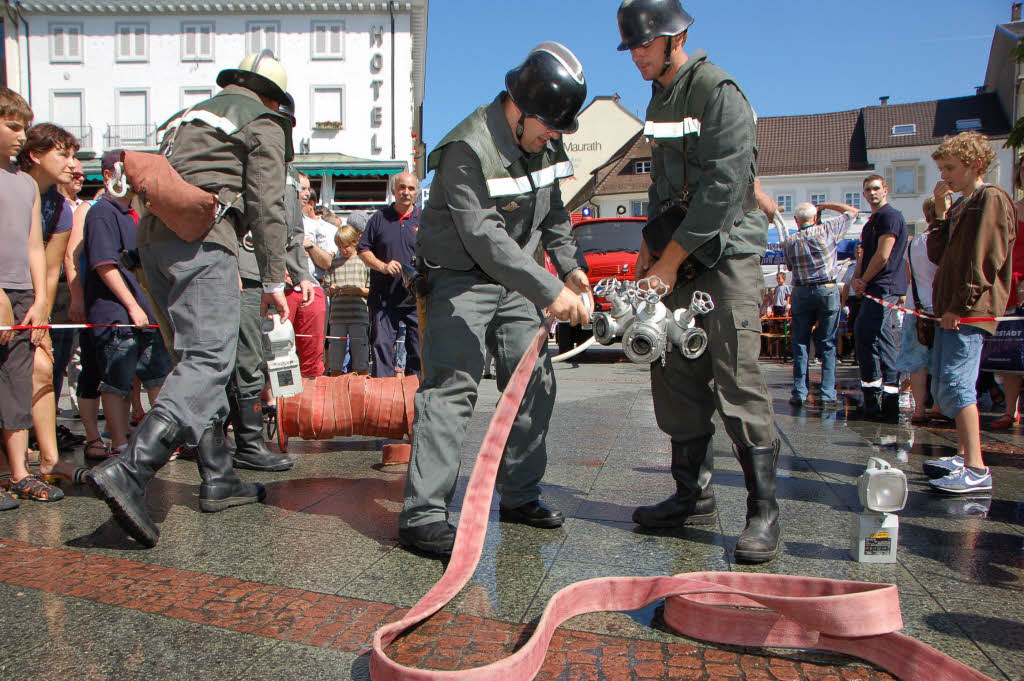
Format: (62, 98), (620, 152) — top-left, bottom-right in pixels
(616, 0), (694, 51)
(505, 42), (587, 134)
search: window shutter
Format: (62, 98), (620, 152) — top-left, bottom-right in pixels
(119, 27), (131, 57)
(53, 28), (65, 58)
(68, 27), (80, 58)
(916, 165), (926, 194)
(884, 167), (894, 191)
(330, 25), (342, 54)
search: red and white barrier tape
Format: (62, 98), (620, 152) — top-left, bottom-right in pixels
(369, 318), (994, 681)
(862, 293), (1022, 325)
(0, 322), (348, 341)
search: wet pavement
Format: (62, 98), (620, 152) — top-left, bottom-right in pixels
(0, 348), (1022, 680)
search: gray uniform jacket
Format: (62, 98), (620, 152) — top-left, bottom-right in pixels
(645, 50), (767, 269)
(239, 163), (311, 285)
(417, 95), (586, 308)
(141, 84), (289, 285)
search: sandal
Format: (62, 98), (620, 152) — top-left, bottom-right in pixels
(990, 413), (1020, 430)
(9, 474), (64, 502)
(83, 438), (112, 461)
(0, 488), (18, 511)
(41, 466), (91, 486)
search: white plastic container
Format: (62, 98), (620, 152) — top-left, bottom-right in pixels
(851, 511), (899, 563)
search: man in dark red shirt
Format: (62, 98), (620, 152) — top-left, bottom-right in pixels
(357, 171), (421, 377)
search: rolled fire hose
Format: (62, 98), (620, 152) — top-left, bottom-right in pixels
(276, 373), (418, 465)
(368, 319), (997, 681)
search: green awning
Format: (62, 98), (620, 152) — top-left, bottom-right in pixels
(304, 167), (404, 178)
(86, 173), (104, 182)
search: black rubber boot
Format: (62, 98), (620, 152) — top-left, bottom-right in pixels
(735, 440), (781, 564)
(195, 422), (266, 513)
(230, 395), (293, 471)
(873, 391), (900, 424)
(632, 435), (717, 529)
(87, 410), (184, 548)
(859, 387), (881, 420)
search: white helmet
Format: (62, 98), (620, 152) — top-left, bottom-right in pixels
(216, 50), (288, 103)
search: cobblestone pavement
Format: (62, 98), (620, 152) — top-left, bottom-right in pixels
(0, 347), (1021, 680)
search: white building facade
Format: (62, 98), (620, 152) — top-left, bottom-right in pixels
(5, 0), (428, 212)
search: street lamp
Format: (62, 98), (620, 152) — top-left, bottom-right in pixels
(851, 457), (908, 563)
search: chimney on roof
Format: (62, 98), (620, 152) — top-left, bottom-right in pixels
(977, 85), (985, 95)
(1013, 2), (1021, 21)
(879, 96), (889, 106)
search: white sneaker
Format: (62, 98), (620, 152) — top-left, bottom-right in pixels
(923, 454), (963, 479)
(929, 466), (992, 494)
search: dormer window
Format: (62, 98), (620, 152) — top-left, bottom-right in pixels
(955, 118), (982, 131)
(634, 160), (651, 174)
(891, 124), (916, 136)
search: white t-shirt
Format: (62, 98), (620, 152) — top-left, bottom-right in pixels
(906, 232), (937, 313)
(302, 214), (339, 280)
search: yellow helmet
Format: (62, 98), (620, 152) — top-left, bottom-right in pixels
(216, 50), (288, 103)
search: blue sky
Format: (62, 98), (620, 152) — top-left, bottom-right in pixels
(422, 0), (1013, 151)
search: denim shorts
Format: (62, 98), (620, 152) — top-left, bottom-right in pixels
(96, 328), (172, 398)
(894, 316), (932, 374)
(930, 325), (987, 417)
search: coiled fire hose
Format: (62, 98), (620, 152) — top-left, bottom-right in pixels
(368, 318), (996, 681)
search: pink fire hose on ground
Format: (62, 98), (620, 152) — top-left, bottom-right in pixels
(368, 318), (996, 681)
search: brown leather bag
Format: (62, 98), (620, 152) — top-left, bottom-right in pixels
(120, 150), (219, 242)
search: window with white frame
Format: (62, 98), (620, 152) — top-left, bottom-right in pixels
(891, 123), (916, 136)
(181, 87), (213, 109)
(247, 22), (278, 55)
(633, 160), (651, 174)
(631, 200), (649, 217)
(116, 23), (148, 62)
(181, 22), (214, 61)
(886, 162), (926, 196)
(312, 87), (344, 127)
(775, 194), (793, 214)
(809, 192), (827, 206)
(311, 22), (345, 59)
(49, 23), (83, 63)
(843, 191), (862, 210)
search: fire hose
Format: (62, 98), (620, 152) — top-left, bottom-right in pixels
(367, 316), (996, 681)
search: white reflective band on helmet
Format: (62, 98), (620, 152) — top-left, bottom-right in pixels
(644, 118), (701, 138)
(159, 110), (240, 140)
(485, 160), (574, 198)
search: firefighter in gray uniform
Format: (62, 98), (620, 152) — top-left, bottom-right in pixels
(228, 93), (309, 473)
(617, 0), (781, 563)
(398, 43), (593, 557)
(88, 51), (292, 548)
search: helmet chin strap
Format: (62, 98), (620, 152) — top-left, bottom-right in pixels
(658, 36), (673, 79)
(515, 113), (526, 145)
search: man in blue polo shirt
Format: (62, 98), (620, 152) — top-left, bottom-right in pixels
(851, 174), (908, 422)
(357, 171), (421, 377)
(85, 150), (171, 456)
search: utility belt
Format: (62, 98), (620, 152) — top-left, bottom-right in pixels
(643, 203), (709, 287)
(794, 281), (836, 288)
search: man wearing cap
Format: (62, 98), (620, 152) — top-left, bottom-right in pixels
(88, 51), (293, 548)
(397, 42), (593, 557)
(617, 0), (781, 563)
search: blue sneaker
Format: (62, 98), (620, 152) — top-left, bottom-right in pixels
(929, 466), (993, 494)
(923, 454), (963, 479)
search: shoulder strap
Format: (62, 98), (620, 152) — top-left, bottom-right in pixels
(907, 241), (924, 311)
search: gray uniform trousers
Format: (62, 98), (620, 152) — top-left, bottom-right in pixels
(399, 268), (555, 529)
(652, 254), (775, 450)
(139, 240), (241, 447)
(228, 284), (267, 400)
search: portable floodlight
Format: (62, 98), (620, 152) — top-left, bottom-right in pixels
(851, 457), (908, 563)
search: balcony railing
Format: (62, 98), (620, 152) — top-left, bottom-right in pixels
(63, 125), (94, 153)
(103, 124), (158, 150)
